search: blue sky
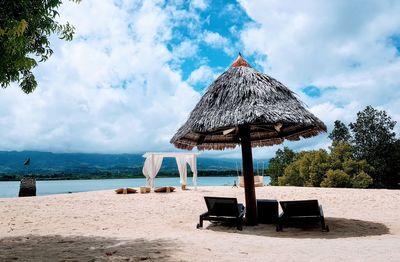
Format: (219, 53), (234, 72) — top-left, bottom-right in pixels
(0, 0), (400, 158)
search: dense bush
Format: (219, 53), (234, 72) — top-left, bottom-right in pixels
(267, 106), (400, 189)
(320, 169), (351, 188)
(272, 142), (372, 188)
(351, 171), (373, 188)
(324, 106), (400, 188)
(278, 149), (330, 187)
(342, 159), (372, 177)
(278, 162), (304, 186)
(265, 147), (297, 186)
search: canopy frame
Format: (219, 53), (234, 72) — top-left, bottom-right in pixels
(142, 152), (198, 190)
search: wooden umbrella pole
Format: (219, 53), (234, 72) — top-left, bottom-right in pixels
(239, 124), (257, 226)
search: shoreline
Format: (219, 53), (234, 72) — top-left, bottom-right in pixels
(0, 177), (249, 198)
(0, 174), (238, 182)
(0, 169), (243, 182)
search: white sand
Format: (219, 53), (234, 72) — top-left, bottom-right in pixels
(0, 186), (399, 261)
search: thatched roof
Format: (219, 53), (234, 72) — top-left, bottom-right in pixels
(171, 55), (327, 150)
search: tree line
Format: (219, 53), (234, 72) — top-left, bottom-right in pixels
(0, 170), (238, 181)
(265, 106), (400, 189)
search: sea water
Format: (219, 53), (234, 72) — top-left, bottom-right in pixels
(0, 176), (270, 198)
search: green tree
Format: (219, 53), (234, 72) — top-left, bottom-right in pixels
(351, 171), (373, 188)
(342, 159), (372, 177)
(349, 106), (398, 188)
(278, 149), (330, 187)
(278, 143), (373, 188)
(329, 120), (351, 144)
(329, 141), (373, 176)
(265, 147), (297, 185)
(306, 149), (331, 186)
(381, 139), (400, 189)
(329, 141), (353, 170)
(320, 169), (351, 188)
(278, 161), (304, 186)
(0, 0), (80, 93)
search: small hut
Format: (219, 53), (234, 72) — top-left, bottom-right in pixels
(171, 54), (326, 225)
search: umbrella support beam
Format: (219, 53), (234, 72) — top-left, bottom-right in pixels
(239, 125), (258, 226)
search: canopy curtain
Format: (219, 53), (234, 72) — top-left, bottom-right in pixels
(186, 155), (197, 189)
(142, 155), (164, 189)
(175, 156), (188, 186)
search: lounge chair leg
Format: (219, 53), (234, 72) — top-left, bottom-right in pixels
(237, 220), (243, 231)
(197, 217), (203, 229)
(321, 217), (329, 232)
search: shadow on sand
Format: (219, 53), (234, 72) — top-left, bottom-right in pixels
(205, 217), (390, 239)
(0, 235), (180, 262)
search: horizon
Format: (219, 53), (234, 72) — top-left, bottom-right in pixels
(1, 0), (400, 159)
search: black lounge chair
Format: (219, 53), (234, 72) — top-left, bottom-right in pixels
(197, 196), (245, 231)
(276, 200), (329, 232)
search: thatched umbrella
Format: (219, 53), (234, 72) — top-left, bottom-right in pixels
(170, 54), (326, 225)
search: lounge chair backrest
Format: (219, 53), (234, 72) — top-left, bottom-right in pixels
(204, 197), (239, 216)
(280, 200), (320, 217)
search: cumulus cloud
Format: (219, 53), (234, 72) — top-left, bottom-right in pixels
(187, 65), (217, 86)
(190, 0), (209, 11)
(172, 40), (199, 60)
(235, 0), (400, 157)
(203, 30), (234, 55)
(2, 0), (399, 160)
(0, 0), (200, 153)
(203, 31), (228, 46)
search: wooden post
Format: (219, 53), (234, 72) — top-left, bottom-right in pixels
(239, 125), (257, 226)
(19, 177), (36, 197)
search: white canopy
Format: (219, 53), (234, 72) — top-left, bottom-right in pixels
(142, 152), (198, 190)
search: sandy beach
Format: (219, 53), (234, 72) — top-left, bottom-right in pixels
(0, 186), (399, 261)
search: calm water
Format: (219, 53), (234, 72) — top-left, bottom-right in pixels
(0, 176), (271, 198)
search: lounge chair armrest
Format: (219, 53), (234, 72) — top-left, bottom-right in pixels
(319, 205), (324, 217)
(239, 209), (246, 217)
(200, 211), (209, 218)
(237, 204), (245, 216)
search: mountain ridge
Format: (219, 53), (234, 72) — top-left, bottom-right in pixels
(0, 151), (269, 176)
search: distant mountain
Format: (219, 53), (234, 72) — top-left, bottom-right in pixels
(0, 151), (262, 176)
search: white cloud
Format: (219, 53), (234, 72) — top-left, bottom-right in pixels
(0, 0), (200, 154)
(188, 65), (216, 85)
(172, 40), (198, 59)
(190, 0), (208, 11)
(203, 30), (234, 55)
(2, 0), (400, 160)
(203, 31), (228, 46)
(235, 0), (400, 157)
(239, 0), (400, 82)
